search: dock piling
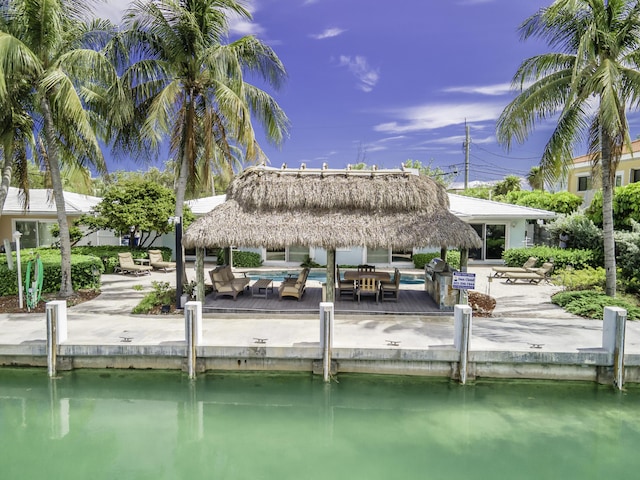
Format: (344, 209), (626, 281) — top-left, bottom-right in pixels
(184, 301), (202, 379)
(320, 302), (334, 382)
(46, 301), (68, 378)
(454, 304), (472, 385)
(603, 306), (627, 390)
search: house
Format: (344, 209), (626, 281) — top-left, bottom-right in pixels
(0, 187), (119, 249)
(184, 191), (556, 265)
(565, 138), (640, 204)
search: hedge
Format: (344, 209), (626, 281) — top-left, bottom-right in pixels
(413, 251), (460, 270)
(502, 247), (597, 270)
(71, 245), (173, 273)
(0, 249), (103, 296)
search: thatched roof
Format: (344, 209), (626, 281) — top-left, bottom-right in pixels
(183, 166), (482, 250)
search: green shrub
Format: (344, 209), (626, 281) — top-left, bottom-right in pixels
(545, 212), (603, 253)
(413, 251), (460, 270)
(131, 281), (175, 314)
(551, 290), (640, 320)
(502, 246), (596, 270)
(217, 250), (262, 268)
(0, 249), (103, 295)
(554, 267), (606, 291)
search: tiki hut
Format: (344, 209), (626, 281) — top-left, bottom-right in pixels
(183, 166), (482, 301)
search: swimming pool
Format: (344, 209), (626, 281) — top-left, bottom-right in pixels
(245, 270), (425, 285)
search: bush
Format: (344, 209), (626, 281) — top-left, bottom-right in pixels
(131, 281), (175, 314)
(0, 249), (103, 295)
(502, 246), (596, 270)
(217, 250), (263, 268)
(551, 290), (640, 320)
(503, 190), (582, 214)
(413, 251), (460, 270)
(553, 266), (606, 291)
(614, 224), (640, 282)
(544, 212), (603, 253)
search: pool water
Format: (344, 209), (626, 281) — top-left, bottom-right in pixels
(1, 369), (639, 479)
(247, 270), (425, 285)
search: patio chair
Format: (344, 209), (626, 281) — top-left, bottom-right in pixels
(357, 264), (375, 273)
(279, 268), (309, 301)
(337, 266), (356, 300)
(492, 257), (538, 277)
(381, 269), (400, 302)
(117, 252), (153, 276)
(356, 274), (379, 303)
(504, 262), (554, 284)
(209, 265), (250, 300)
(148, 249), (176, 272)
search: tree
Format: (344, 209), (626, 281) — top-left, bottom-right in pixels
(497, 0), (640, 297)
(503, 190), (582, 214)
(527, 166), (545, 191)
(0, 0), (114, 296)
(586, 181), (640, 230)
(492, 175), (522, 197)
(403, 159), (457, 187)
(79, 180), (195, 248)
(117, 0), (289, 219)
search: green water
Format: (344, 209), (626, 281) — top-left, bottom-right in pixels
(1, 369), (639, 480)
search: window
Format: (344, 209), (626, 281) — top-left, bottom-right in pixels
(577, 176), (592, 192)
(15, 220), (56, 248)
(615, 173), (623, 187)
(366, 248), (388, 264)
(631, 169), (640, 184)
(468, 223), (506, 261)
(391, 248), (413, 263)
(265, 248), (285, 261)
(287, 246), (309, 263)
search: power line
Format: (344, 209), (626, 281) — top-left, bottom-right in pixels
(473, 143), (541, 161)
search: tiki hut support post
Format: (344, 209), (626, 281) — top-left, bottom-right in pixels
(195, 247), (205, 302)
(326, 249), (336, 302)
(440, 246), (447, 262)
(459, 248), (469, 272)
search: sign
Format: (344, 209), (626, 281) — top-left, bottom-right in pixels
(452, 272), (476, 290)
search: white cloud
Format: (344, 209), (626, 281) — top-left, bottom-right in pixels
(443, 83), (514, 96)
(310, 28), (346, 40)
(338, 55), (379, 93)
(91, 0), (130, 24)
(374, 102), (505, 134)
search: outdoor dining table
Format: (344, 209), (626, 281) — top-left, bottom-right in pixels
(343, 271), (391, 282)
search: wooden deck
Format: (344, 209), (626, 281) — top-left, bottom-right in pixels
(203, 285), (447, 316)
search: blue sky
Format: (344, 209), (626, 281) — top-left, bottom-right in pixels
(93, 0), (640, 183)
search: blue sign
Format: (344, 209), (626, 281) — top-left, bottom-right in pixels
(452, 272), (476, 290)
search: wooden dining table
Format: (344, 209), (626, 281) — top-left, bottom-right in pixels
(343, 270), (391, 282)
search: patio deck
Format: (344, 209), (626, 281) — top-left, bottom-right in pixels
(203, 285), (445, 315)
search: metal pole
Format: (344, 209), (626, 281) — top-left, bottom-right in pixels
(603, 306), (627, 390)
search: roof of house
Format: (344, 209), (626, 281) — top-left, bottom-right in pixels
(572, 138), (640, 165)
(1, 187), (101, 215)
(186, 195), (226, 215)
(448, 193), (556, 220)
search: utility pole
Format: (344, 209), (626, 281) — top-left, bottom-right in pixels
(464, 121), (470, 190)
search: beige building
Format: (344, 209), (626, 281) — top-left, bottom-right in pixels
(567, 139), (640, 202)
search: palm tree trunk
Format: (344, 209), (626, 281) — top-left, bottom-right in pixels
(0, 154), (14, 216)
(601, 135), (617, 297)
(41, 97), (74, 297)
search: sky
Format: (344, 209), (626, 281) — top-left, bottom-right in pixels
(91, 0), (640, 184)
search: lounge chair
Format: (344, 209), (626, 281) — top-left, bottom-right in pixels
(381, 269), (400, 302)
(504, 262), (554, 284)
(117, 252), (153, 276)
(337, 266), (356, 300)
(148, 249), (176, 272)
(279, 268), (309, 301)
(356, 274), (379, 303)
(209, 265), (250, 300)
(492, 257), (538, 277)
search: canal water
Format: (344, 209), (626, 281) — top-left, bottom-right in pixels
(1, 369), (639, 479)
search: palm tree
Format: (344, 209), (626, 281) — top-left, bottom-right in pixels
(527, 166), (545, 191)
(117, 0), (289, 218)
(497, 0), (640, 297)
(0, 0), (113, 296)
